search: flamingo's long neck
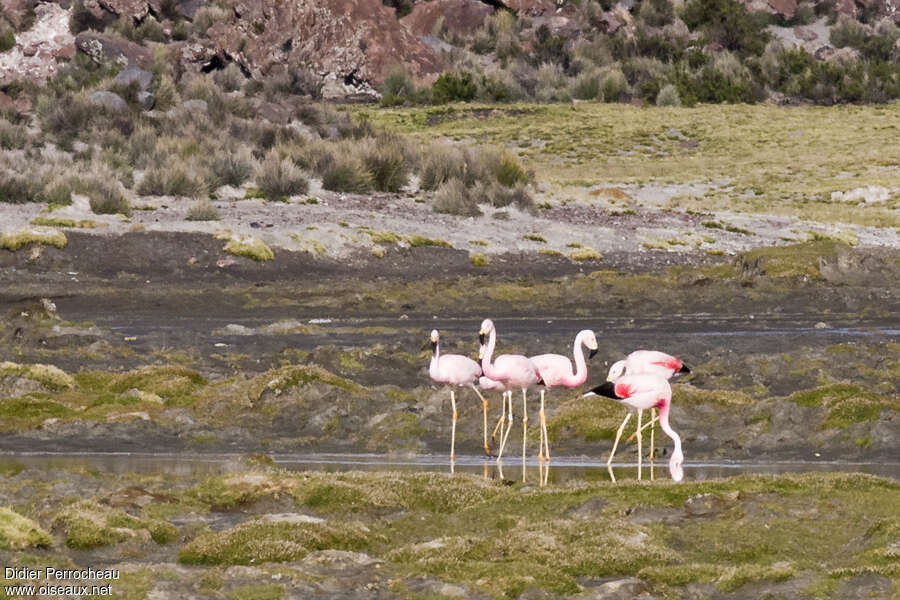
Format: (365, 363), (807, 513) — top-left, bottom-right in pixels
(481, 327), (503, 381)
(657, 399), (683, 478)
(569, 332), (589, 386)
(429, 339), (440, 380)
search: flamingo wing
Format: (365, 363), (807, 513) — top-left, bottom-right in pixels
(437, 354), (482, 386)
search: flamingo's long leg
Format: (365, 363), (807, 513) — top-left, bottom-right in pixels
(539, 390), (550, 463)
(607, 411), (632, 483)
(537, 390), (545, 462)
(450, 390), (457, 463)
(470, 384), (491, 456)
(626, 414), (659, 443)
(491, 391), (507, 441)
(636, 409), (643, 481)
(497, 393), (513, 460)
(649, 407), (655, 461)
(521, 389), (529, 466)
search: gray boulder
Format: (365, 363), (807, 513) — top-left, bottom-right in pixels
(89, 90), (127, 113)
(113, 66), (153, 91)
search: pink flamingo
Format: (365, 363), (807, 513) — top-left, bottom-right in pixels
(429, 329), (490, 461)
(586, 374), (684, 482)
(529, 329), (599, 462)
(478, 319), (540, 462)
(607, 350), (691, 464)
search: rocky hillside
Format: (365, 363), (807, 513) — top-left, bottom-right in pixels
(1, 0), (900, 106)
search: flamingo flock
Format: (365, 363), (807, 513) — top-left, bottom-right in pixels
(428, 323), (691, 483)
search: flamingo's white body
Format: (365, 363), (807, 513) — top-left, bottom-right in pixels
(529, 329), (598, 462)
(587, 374), (684, 482)
(604, 350), (691, 477)
(429, 329), (489, 461)
(478, 319), (540, 462)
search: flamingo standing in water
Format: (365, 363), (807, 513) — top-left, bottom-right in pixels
(586, 373), (684, 482)
(529, 329), (599, 462)
(429, 329), (491, 462)
(606, 350), (691, 470)
(478, 319), (540, 462)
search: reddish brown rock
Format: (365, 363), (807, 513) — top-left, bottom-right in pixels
(505, 0), (556, 16)
(835, 0), (857, 15)
(203, 0), (442, 88)
(767, 0), (796, 19)
(401, 0), (492, 38)
(75, 32), (153, 67)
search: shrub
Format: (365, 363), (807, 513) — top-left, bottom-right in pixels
(186, 199), (220, 221)
(489, 151), (530, 187)
(600, 68), (629, 102)
(255, 150), (308, 200)
(638, 0), (675, 27)
(209, 147), (254, 188)
(535, 62), (568, 101)
(830, 15), (868, 48)
(569, 69), (602, 100)
(432, 72), (477, 103)
(656, 83), (682, 106)
(359, 136), (409, 192)
(138, 160), (207, 198)
(321, 155), (374, 193)
(39, 176), (74, 206)
(86, 178), (131, 216)
(532, 24), (570, 68)
(419, 143), (466, 191)
(0, 170), (41, 204)
(432, 177), (480, 216)
(682, 0), (769, 56)
(214, 63), (246, 92)
(380, 65), (416, 102)
(0, 23), (14, 52)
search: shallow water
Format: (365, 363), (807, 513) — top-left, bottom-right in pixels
(2, 452), (898, 484)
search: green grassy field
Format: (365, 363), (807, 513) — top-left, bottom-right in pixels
(358, 102), (900, 227)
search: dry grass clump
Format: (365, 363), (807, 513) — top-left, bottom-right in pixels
(84, 176), (131, 216)
(138, 158), (207, 198)
(185, 199), (220, 221)
(321, 153), (375, 193)
(433, 177), (480, 216)
(255, 150), (308, 200)
(358, 134), (410, 192)
(223, 235), (274, 261)
(0, 118), (27, 149)
(207, 147), (254, 188)
(0, 507), (52, 551)
(0, 168), (42, 204)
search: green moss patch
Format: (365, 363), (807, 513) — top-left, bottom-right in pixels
(0, 507), (52, 550)
(787, 383), (894, 429)
(0, 227), (67, 251)
(178, 519), (369, 565)
(738, 240), (846, 279)
(30, 217), (97, 229)
(247, 365), (367, 403)
(53, 501), (176, 549)
(224, 235), (274, 261)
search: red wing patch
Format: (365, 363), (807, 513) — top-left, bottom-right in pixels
(652, 357), (681, 372)
(613, 381), (633, 398)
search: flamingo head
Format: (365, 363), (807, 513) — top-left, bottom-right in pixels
(430, 329), (439, 343)
(582, 330), (599, 359)
(606, 360), (626, 382)
(669, 446), (684, 482)
(478, 319), (494, 344)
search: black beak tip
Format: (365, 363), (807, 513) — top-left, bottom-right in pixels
(479, 333), (485, 345)
(589, 348), (598, 360)
(679, 364), (691, 374)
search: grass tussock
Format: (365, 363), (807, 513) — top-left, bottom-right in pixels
(0, 507), (52, 550)
(0, 228), (68, 251)
(30, 217), (97, 229)
(0, 361), (76, 390)
(255, 151), (308, 201)
(185, 199), (220, 221)
(223, 235), (275, 261)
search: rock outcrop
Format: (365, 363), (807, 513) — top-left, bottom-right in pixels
(401, 0), (493, 38)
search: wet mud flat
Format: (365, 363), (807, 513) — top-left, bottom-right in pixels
(0, 231), (898, 462)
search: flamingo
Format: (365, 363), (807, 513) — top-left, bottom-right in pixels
(607, 350), (691, 466)
(480, 375), (513, 446)
(429, 329), (490, 462)
(529, 329), (599, 462)
(586, 374), (684, 482)
(478, 319), (540, 463)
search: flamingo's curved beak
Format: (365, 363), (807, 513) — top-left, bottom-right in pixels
(588, 345), (598, 359)
(478, 332), (485, 345)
